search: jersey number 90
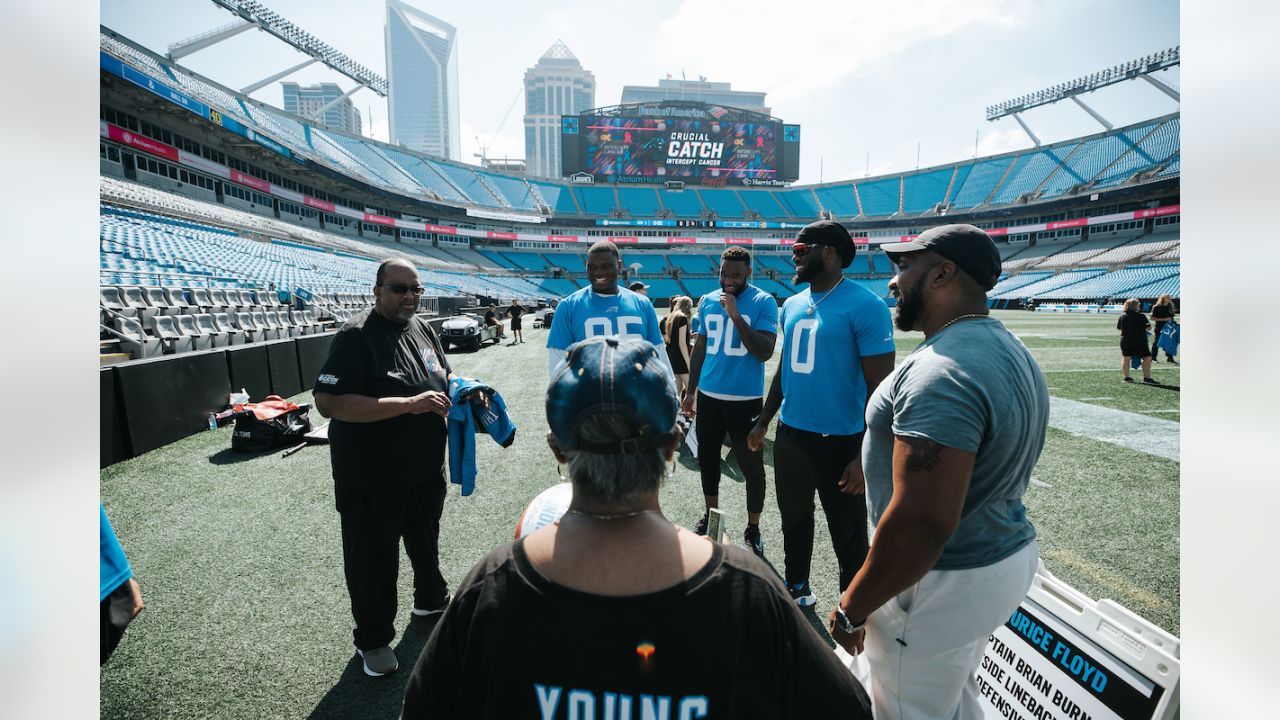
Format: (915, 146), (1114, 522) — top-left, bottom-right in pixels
(703, 315), (750, 357)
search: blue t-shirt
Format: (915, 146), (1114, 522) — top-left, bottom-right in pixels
(695, 284), (779, 399)
(100, 504), (132, 601)
(778, 281), (895, 435)
(546, 286), (664, 351)
(863, 317), (1047, 569)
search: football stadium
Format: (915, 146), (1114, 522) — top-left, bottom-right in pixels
(98, 3), (1181, 718)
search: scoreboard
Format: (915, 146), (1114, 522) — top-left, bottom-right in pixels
(562, 103), (799, 187)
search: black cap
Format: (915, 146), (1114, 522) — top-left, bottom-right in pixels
(628, 281), (648, 292)
(880, 224), (1002, 291)
(796, 220), (855, 269)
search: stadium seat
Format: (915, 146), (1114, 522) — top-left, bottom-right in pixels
(120, 286), (155, 324)
(163, 287), (192, 314)
(176, 314), (211, 350)
(209, 288), (232, 312)
(252, 311), (280, 341)
(100, 286), (133, 318)
(235, 312), (262, 343)
(213, 313), (245, 345)
(151, 315), (192, 354)
(144, 287), (177, 316)
(189, 287), (216, 314)
(196, 313), (229, 348)
(115, 317), (162, 359)
(272, 311), (299, 338)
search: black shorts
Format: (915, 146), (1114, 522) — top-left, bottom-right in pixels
(101, 580), (137, 665)
(1121, 338), (1150, 358)
(511, 318), (522, 330)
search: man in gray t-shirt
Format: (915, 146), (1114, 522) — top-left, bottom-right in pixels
(827, 225), (1048, 720)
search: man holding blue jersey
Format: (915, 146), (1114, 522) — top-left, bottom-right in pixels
(748, 221), (895, 606)
(682, 246), (778, 555)
(546, 241), (667, 377)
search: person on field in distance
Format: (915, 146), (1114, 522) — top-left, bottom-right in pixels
(830, 224), (1047, 720)
(748, 221), (895, 607)
(545, 241), (667, 378)
(683, 246), (778, 557)
(659, 295), (694, 400)
(1118, 297), (1157, 384)
(401, 336), (871, 719)
(483, 303), (505, 340)
(507, 298), (527, 345)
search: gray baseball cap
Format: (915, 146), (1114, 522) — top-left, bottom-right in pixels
(880, 224), (1002, 291)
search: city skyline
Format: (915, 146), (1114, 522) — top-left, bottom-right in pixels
(523, 40), (595, 178)
(100, 0), (1178, 185)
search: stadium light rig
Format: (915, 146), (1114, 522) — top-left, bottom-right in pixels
(207, 0), (388, 97)
(986, 47), (1178, 124)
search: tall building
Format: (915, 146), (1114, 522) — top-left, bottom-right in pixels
(523, 40), (595, 178)
(385, 0), (460, 160)
(280, 82), (363, 135)
(620, 78), (769, 115)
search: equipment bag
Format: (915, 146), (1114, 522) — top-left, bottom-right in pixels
(231, 396), (312, 452)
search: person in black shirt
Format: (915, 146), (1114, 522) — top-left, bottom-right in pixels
(314, 259), (480, 678)
(402, 336), (871, 719)
(508, 298), (527, 345)
(483, 303), (506, 339)
(1150, 293), (1177, 363)
(1117, 297), (1156, 384)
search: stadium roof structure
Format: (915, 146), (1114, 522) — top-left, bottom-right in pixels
(987, 47), (1179, 146)
(167, 0), (387, 102)
(584, 101), (779, 124)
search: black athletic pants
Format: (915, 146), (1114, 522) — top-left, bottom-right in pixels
(772, 422), (868, 591)
(100, 580), (136, 665)
(695, 392), (766, 514)
(338, 479), (448, 651)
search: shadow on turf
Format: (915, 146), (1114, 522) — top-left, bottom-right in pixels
(306, 614), (441, 720)
(207, 447), (282, 465)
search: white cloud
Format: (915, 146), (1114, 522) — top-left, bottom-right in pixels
(656, 0), (1022, 104)
(969, 125), (1032, 158)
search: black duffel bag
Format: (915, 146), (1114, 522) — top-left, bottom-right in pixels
(231, 396), (312, 452)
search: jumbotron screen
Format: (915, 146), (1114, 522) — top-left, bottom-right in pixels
(561, 107), (799, 187)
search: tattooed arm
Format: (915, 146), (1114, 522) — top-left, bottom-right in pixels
(831, 436), (975, 648)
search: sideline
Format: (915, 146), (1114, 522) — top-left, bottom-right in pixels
(1049, 396), (1179, 462)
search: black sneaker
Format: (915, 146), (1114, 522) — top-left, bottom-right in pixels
(787, 581), (817, 607)
(1123, 377), (1135, 383)
(1143, 377), (1160, 385)
(411, 594), (452, 617)
(744, 525), (765, 557)
(692, 514), (708, 536)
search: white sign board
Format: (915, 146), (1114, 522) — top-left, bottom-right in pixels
(978, 568), (1179, 720)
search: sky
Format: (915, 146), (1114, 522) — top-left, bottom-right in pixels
(100, 0), (1178, 185)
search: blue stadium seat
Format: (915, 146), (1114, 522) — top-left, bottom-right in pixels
(698, 189), (748, 219)
(739, 190), (791, 219)
(813, 185), (859, 217)
(855, 178), (900, 216)
(989, 144), (1078, 205)
(775, 189), (821, 219)
(950, 158), (1015, 208)
(574, 187), (618, 215)
(901, 168), (953, 214)
(616, 187), (662, 217)
(658, 189), (704, 218)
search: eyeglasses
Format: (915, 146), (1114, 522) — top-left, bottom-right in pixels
(792, 242), (830, 256)
(381, 283), (425, 295)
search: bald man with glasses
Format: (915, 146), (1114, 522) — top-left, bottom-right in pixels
(314, 258), (468, 677)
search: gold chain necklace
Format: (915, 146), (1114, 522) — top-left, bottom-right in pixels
(936, 313), (988, 333)
(564, 509), (663, 521)
(805, 277), (845, 316)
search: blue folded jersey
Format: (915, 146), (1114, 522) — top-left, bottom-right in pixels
(447, 378), (517, 496)
(100, 504), (132, 601)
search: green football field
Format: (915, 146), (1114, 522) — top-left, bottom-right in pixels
(99, 309), (1179, 719)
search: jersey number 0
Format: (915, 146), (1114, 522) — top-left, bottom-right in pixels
(789, 318), (819, 374)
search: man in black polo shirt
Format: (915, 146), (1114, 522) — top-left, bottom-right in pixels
(314, 258), (463, 678)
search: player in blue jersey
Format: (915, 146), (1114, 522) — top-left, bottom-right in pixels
(748, 221), (896, 606)
(546, 241), (667, 377)
(681, 246), (778, 555)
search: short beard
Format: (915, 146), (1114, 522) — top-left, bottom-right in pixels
(893, 272), (929, 332)
(793, 253), (824, 285)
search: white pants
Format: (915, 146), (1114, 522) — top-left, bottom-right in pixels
(863, 539), (1039, 720)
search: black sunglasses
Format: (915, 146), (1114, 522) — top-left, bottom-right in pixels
(381, 282), (425, 295)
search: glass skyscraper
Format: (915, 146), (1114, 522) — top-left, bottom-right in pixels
(523, 40), (595, 178)
(385, 0), (460, 160)
(281, 82), (362, 135)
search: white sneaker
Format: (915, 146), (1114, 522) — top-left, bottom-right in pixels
(411, 594), (452, 617)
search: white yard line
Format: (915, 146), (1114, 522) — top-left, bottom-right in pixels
(1049, 397), (1180, 462)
